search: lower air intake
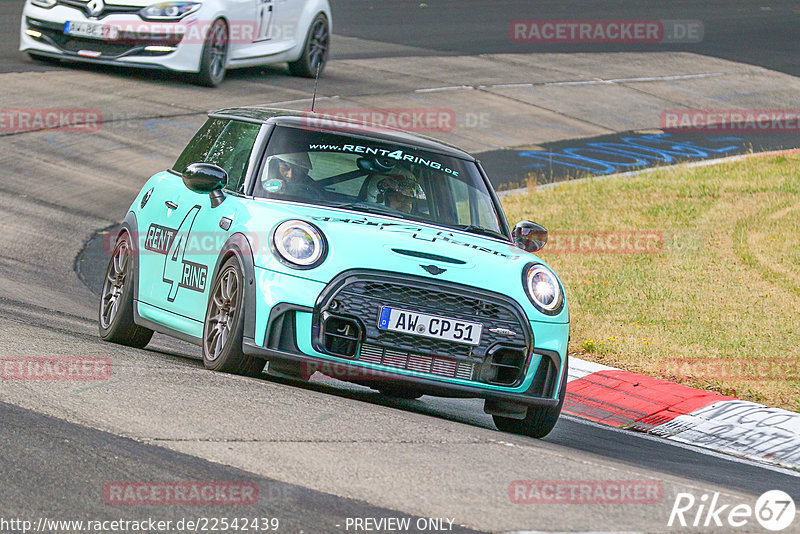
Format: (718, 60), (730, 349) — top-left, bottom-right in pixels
(359, 343), (474, 381)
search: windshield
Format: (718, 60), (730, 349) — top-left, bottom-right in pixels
(253, 126), (506, 237)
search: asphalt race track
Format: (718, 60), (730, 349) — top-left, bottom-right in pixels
(0, 401), (481, 533)
(1, 1), (800, 532)
(4, 1), (800, 74)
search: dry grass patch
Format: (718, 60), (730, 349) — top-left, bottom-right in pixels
(501, 154), (800, 411)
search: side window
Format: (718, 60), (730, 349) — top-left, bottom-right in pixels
(472, 189), (499, 228)
(172, 118), (229, 174)
(204, 121), (261, 193)
(446, 177), (497, 228)
(450, 178), (472, 225)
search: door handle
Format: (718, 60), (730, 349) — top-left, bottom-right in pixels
(165, 201), (178, 210)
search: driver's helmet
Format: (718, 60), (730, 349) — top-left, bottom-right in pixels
(377, 174), (427, 201)
(274, 152), (312, 171)
(262, 152), (312, 193)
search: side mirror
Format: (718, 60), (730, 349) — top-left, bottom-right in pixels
(183, 163), (227, 207)
(512, 221), (547, 253)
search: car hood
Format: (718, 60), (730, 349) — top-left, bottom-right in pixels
(106, 0), (160, 7)
(244, 201), (568, 323)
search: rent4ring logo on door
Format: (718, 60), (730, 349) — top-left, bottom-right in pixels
(143, 206), (208, 300)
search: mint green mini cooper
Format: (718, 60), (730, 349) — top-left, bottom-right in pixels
(99, 108), (569, 438)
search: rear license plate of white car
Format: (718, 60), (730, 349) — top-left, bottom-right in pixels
(378, 306), (482, 346)
(64, 21), (119, 40)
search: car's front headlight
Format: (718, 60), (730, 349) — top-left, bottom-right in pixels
(271, 220), (327, 269)
(523, 263), (563, 315)
(139, 1), (200, 20)
(30, 0), (56, 9)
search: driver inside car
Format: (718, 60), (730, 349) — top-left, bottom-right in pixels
(260, 153), (321, 198)
(376, 174), (427, 214)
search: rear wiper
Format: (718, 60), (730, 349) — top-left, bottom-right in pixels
(453, 225), (509, 241)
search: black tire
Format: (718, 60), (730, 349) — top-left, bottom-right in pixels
(202, 257), (264, 376)
(492, 358), (568, 438)
(194, 18), (228, 87)
(378, 387), (424, 400)
(99, 231), (154, 348)
(288, 13), (329, 77)
(28, 52), (61, 64)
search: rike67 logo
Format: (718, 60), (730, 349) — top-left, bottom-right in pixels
(669, 490), (796, 531)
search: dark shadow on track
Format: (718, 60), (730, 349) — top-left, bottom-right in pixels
(0, 400), (483, 533)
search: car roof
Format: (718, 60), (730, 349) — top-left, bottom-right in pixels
(209, 107), (476, 161)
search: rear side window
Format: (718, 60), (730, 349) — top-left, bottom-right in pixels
(172, 118), (229, 174)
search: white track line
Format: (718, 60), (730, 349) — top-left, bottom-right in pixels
(561, 414), (800, 478)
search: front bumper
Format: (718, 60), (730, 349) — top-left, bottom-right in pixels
(246, 267), (569, 406)
(20, 6), (204, 73)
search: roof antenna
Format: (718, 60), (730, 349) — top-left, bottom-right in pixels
(310, 61), (321, 112)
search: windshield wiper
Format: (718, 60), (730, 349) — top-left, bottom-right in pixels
(452, 224), (509, 241)
(330, 202), (416, 220)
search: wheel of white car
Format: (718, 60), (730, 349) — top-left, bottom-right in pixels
(195, 18), (228, 87)
(288, 13), (329, 78)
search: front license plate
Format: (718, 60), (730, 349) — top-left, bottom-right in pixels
(64, 21), (119, 40)
(378, 306), (482, 346)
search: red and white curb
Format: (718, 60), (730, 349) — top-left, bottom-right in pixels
(565, 358), (800, 470)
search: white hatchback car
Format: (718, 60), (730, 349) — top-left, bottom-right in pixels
(19, 0), (331, 86)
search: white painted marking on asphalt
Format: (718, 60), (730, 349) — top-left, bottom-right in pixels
(544, 72), (728, 87)
(606, 72), (729, 83)
(414, 85), (475, 93)
(545, 79), (614, 86)
(562, 414), (800, 477)
(478, 82), (535, 89)
(264, 96), (340, 106)
(567, 358), (617, 381)
(651, 400), (800, 469)
(414, 72), (732, 92)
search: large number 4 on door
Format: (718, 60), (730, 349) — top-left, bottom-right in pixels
(162, 205), (207, 302)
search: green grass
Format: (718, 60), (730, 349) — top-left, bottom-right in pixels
(501, 153), (800, 410)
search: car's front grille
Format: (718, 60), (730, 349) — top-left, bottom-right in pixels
(56, 0), (141, 19)
(315, 270), (533, 386)
(27, 17), (179, 58)
(359, 343), (475, 381)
